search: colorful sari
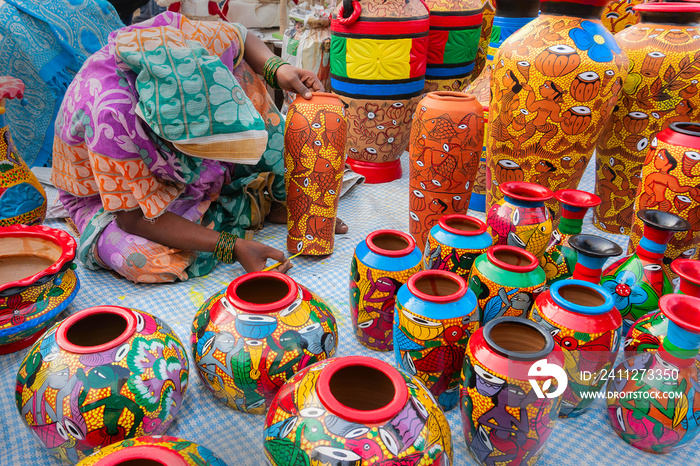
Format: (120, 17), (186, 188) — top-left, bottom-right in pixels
(51, 12), (286, 283)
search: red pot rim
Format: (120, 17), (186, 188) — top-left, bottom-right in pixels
(56, 306), (137, 354)
(91, 444), (189, 466)
(225, 272), (299, 313)
(660, 294), (700, 333)
(554, 189), (601, 209)
(427, 91), (476, 102)
(406, 270), (468, 303)
(487, 245), (539, 273)
(500, 181), (554, 203)
(366, 230), (416, 257)
(671, 259), (700, 293)
(658, 122), (700, 151)
(316, 356), (409, 424)
(438, 214), (487, 236)
(634, 3), (700, 13)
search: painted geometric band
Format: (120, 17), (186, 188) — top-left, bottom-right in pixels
(331, 17), (430, 35)
(330, 76), (425, 99)
(425, 62), (475, 78)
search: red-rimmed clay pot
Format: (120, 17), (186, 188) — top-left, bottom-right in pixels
(75, 435), (228, 466)
(264, 356), (453, 465)
(15, 306), (189, 464)
(0, 224), (80, 354)
(468, 245), (547, 325)
(460, 317), (565, 466)
(191, 271), (338, 413)
(350, 230), (422, 351)
(568, 233), (624, 283)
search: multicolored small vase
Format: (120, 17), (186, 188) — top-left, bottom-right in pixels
(409, 91), (484, 245)
(487, 181), (554, 260)
(542, 189), (602, 283)
(568, 233), (624, 283)
(423, 214), (493, 279)
(394, 270), (478, 411)
(15, 306), (189, 464)
(460, 317), (565, 466)
(350, 230), (422, 351)
(284, 92), (347, 255)
(529, 279), (622, 417)
(75, 435), (228, 466)
(468, 245), (547, 325)
(600, 0), (644, 34)
(264, 356), (453, 465)
(191, 271), (338, 414)
(0, 224), (79, 354)
(607, 294), (700, 454)
(601, 209), (690, 335)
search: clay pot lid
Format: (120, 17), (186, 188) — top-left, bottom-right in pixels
(90, 444), (189, 466)
(659, 294), (700, 334)
(482, 316), (556, 361)
(635, 3), (700, 13)
(568, 234), (624, 259)
(671, 259), (700, 287)
(366, 230), (416, 258)
(225, 271), (299, 313)
(487, 245), (539, 273)
(554, 189), (601, 209)
(55, 306), (137, 354)
(407, 270), (468, 303)
(499, 181), (554, 203)
(549, 279), (615, 316)
(637, 209), (690, 232)
(0, 224), (76, 297)
(438, 214), (487, 236)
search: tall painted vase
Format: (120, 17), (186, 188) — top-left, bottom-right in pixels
(350, 230), (422, 351)
(460, 317), (565, 465)
(600, 0), (644, 34)
(330, 0), (430, 183)
(473, 0), (495, 81)
(409, 91), (484, 245)
(568, 233), (624, 283)
(284, 92), (347, 255)
(601, 209), (689, 335)
(485, 0), (629, 219)
(424, 0), (483, 92)
(629, 122), (700, 276)
(595, 3), (700, 235)
(394, 270), (478, 411)
(528, 280), (622, 417)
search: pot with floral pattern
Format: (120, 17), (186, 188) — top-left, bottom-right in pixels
(568, 233), (624, 283)
(264, 356), (453, 465)
(595, 4), (700, 236)
(423, 214), (493, 280)
(485, 0), (629, 220)
(393, 270), (478, 411)
(350, 230), (422, 351)
(601, 209), (690, 335)
(15, 306), (189, 464)
(460, 317), (565, 466)
(330, 0), (430, 183)
(468, 245), (547, 325)
(528, 279), (621, 417)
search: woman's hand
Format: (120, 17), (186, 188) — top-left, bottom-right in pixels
(277, 64), (323, 100)
(234, 237), (293, 273)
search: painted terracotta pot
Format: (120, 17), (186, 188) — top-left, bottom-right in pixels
(393, 270), (478, 411)
(284, 92), (347, 255)
(485, 0), (629, 220)
(465, 0), (540, 212)
(15, 306), (189, 464)
(468, 245), (547, 325)
(473, 0), (495, 81)
(460, 317), (565, 466)
(350, 230), (422, 351)
(568, 233), (624, 283)
(264, 356), (453, 465)
(330, 0), (430, 183)
(409, 91), (484, 245)
(424, 0), (483, 92)
(192, 271), (338, 414)
(75, 435), (228, 466)
(487, 181), (554, 260)
(423, 214), (492, 279)
(601, 209), (689, 335)
(607, 294), (700, 454)
(0, 76), (46, 226)
(629, 122), (700, 276)
(601, 0), (644, 34)
(0, 224), (79, 354)
(595, 3), (700, 235)
(542, 189), (601, 283)
(529, 280), (621, 417)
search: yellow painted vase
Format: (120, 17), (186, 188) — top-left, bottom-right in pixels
(473, 0), (495, 81)
(601, 0), (644, 34)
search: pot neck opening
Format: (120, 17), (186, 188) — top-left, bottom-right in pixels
(541, 1), (605, 19)
(494, 0), (540, 18)
(551, 281), (614, 315)
(429, 91), (475, 102)
(407, 271), (467, 303)
(484, 318), (554, 361)
(92, 445), (190, 466)
(56, 306), (137, 354)
(439, 215), (487, 236)
(670, 122), (700, 138)
(672, 259), (700, 297)
(226, 273), (298, 313)
(487, 246), (539, 273)
(366, 230), (416, 257)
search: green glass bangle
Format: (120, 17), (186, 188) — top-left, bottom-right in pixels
(214, 231), (238, 264)
(263, 56), (289, 90)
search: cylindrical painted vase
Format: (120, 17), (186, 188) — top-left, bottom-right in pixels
(409, 91), (484, 245)
(485, 0), (630, 220)
(331, 0), (430, 183)
(191, 272), (338, 413)
(601, 0), (644, 34)
(423, 214), (493, 279)
(568, 233), (624, 283)
(264, 356), (453, 465)
(15, 306), (189, 464)
(394, 270), (478, 411)
(468, 245), (547, 325)
(529, 279), (621, 417)
(284, 92), (347, 255)
(594, 3), (700, 235)
(350, 230), (422, 351)
(460, 317), (564, 466)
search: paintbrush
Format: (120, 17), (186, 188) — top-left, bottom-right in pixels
(262, 252), (303, 272)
